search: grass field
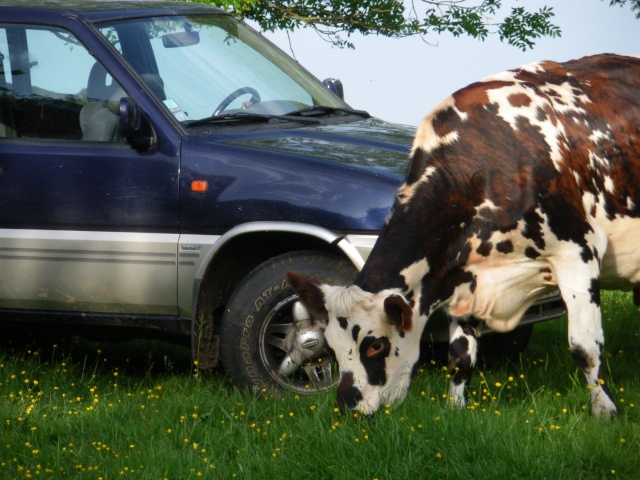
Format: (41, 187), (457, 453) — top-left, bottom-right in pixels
(1, 291), (639, 479)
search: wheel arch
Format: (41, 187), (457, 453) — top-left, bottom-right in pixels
(191, 222), (367, 369)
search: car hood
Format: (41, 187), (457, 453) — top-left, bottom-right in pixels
(207, 117), (416, 177)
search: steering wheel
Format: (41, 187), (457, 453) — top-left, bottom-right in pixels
(213, 87), (261, 116)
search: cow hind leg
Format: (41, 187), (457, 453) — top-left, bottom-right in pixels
(447, 317), (481, 407)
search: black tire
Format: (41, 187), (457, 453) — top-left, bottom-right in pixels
(477, 324), (534, 366)
(220, 250), (358, 394)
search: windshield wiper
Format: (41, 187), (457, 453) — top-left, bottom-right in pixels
(185, 106), (369, 128)
(186, 111), (321, 128)
(284, 106), (371, 119)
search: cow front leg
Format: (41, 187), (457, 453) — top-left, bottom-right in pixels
(448, 316), (481, 407)
(554, 250), (618, 419)
(565, 290), (618, 419)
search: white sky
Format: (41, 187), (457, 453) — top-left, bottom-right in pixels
(261, 0), (640, 127)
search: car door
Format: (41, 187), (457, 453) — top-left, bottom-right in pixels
(0, 23), (180, 315)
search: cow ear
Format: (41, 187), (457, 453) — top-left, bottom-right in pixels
(384, 295), (412, 332)
(286, 272), (328, 322)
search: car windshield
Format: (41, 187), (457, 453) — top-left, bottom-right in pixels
(97, 14), (349, 124)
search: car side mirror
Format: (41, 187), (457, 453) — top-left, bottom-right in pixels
(118, 98), (155, 150)
(322, 78), (344, 100)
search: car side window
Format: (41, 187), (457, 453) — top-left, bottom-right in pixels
(0, 24), (124, 142)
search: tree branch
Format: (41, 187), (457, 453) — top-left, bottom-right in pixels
(190, 0), (567, 50)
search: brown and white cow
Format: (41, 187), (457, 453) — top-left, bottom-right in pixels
(289, 53), (640, 419)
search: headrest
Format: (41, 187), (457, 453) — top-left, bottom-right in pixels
(141, 73), (166, 100)
(106, 87), (127, 114)
(86, 62), (118, 102)
(106, 73), (166, 113)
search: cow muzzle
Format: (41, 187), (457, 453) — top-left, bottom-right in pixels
(336, 371), (364, 412)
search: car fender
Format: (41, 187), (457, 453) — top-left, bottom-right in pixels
(179, 221), (369, 321)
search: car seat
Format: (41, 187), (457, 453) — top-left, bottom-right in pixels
(79, 62), (120, 141)
(80, 65), (165, 142)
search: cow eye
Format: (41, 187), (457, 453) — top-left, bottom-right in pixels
(366, 340), (386, 358)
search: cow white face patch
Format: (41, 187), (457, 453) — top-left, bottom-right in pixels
(286, 272), (418, 415)
(321, 285), (419, 414)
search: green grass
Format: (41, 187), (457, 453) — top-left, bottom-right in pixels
(1, 291), (640, 479)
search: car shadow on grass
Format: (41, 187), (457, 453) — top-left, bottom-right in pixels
(0, 324), (195, 378)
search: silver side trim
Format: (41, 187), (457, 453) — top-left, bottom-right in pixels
(0, 229), (179, 314)
(0, 225), (376, 321)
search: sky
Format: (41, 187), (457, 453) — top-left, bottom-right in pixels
(261, 0), (640, 127)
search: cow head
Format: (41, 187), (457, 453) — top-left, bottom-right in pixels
(287, 272), (418, 415)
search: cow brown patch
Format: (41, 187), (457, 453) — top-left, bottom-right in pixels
(508, 92), (532, 107)
(476, 241), (493, 256)
(525, 247), (541, 259)
(451, 81), (496, 112)
(496, 240), (514, 254)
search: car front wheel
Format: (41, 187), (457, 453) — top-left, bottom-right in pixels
(220, 250), (358, 394)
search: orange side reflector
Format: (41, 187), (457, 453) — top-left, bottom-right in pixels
(191, 180), (208, 193)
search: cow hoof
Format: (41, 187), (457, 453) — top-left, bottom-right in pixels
(591, 402), (619, 420)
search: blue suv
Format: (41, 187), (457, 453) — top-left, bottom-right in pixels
(0, 0), (564, 393)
